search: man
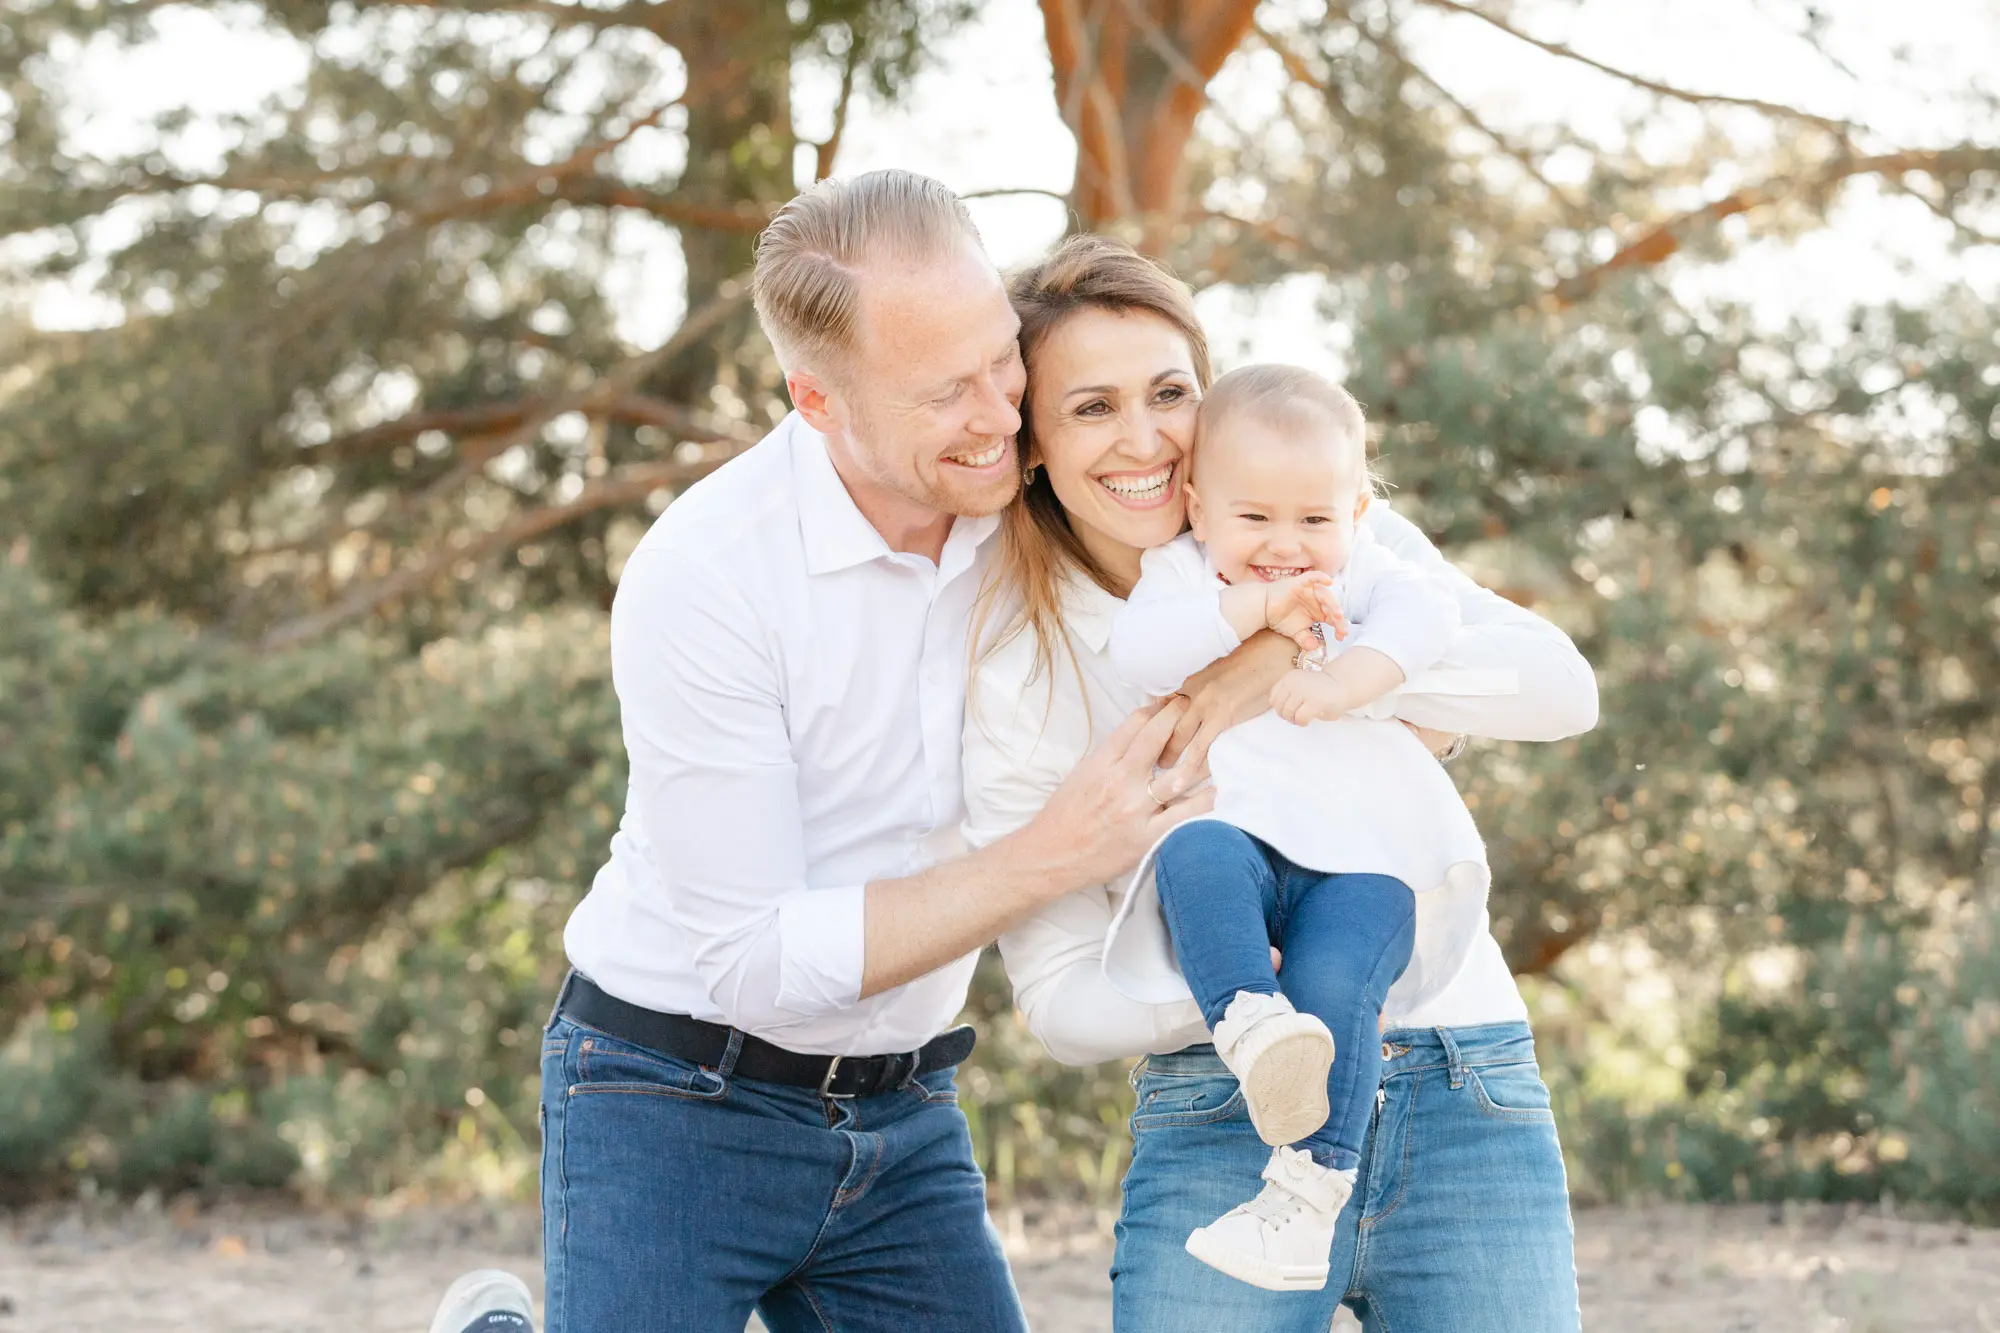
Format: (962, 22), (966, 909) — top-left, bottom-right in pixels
(538, 169), (1214, 1331)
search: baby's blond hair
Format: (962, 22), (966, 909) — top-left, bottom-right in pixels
(1194, 363), (1373, 484)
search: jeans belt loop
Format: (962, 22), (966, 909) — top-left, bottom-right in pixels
(1436, 1025), (1468, 1090)
(715, 1027), (745, 1078)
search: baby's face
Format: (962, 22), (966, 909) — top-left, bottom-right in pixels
(1187, 416), (1368, 587)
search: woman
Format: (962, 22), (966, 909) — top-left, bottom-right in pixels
(962, 235), (1597, 1331)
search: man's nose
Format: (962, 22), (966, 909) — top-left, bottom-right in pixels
(968, 372), (1022, 438)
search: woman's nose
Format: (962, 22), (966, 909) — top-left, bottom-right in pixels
(1115, 408), (1169, 462)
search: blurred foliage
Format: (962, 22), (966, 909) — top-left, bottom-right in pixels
(2, 0), (1997, 1212)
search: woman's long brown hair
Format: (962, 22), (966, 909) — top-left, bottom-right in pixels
(969, 234), (1213, 714)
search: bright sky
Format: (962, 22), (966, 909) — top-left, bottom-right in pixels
(18, 0), (2000, 375)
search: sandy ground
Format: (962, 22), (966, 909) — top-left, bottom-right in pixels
(3, 1198), (1997, 1332)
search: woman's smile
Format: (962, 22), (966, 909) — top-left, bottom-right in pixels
(1094, 460), (1179, 509)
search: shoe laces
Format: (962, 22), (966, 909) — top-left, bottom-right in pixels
(1242, 1177), (1311, 1226)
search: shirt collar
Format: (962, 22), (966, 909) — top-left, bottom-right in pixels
(790, 413), (1000, 577)
(1057, 566), (1122, 654)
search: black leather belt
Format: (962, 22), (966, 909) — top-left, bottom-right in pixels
(554, 972), (976, 1099)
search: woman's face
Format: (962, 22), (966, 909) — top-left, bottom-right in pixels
(1025, 307), (1201, 591)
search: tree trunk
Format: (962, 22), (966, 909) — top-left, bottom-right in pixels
(654, 0), (797, 407)
(1036, 0), (1260, 252)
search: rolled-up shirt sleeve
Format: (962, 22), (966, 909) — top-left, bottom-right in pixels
(1367, 505), (1600, 741)
(611, 548), (864, 1027)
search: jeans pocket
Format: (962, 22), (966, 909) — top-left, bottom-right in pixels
(914, 1067), (961, 1105)
(1131, 1073), (1244, 1131)
(570, 1031), (727, 1101)
(1467, 1060), (1556, 1121)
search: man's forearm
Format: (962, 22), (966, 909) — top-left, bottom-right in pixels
(858, 823), (1084, 1000)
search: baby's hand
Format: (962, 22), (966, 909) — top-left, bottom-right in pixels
(1262, 574), (1345, 652)
(1270, 669), (1351, 727)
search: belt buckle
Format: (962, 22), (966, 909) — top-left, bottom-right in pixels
(819, 1055), (856, 1100)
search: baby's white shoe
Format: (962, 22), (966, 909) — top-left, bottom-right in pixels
(1211, 990), (1334, 1147)
(1184, 1146), (1354, 1291)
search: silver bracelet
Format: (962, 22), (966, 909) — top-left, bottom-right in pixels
(1293, 623), (1329, 673)
(1438, 734), (1469, 764)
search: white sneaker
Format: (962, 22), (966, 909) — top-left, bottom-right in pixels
(427, 1269), (537, 1333)
(1184, 1146), (1355, 1291)
(1211, 990), (1335, 1147)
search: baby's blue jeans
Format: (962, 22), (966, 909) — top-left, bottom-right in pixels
(1152, 820), (1416, 1169)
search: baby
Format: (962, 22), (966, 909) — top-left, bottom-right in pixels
(1107, 364), (1491, 1292)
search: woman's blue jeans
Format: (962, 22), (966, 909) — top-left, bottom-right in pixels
(1153, 821), (1416, 1170)
(1114, 1024), (1583, 1332)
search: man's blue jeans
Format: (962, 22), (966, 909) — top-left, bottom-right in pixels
(1113, 1024), (1583, 1331)
(538, 1008), (1025, 1332)
(1153, 821), (1416, 1170)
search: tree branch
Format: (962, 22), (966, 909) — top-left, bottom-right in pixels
(1555, 146), (2000, 306)
(1413, 0), (1861, 142)
(258, 278), (756, 647)
(257, 453), (731, 648)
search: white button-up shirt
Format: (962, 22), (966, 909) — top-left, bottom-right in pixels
(1101, 529), (1494, 1014)
(564, 413), (995, 1056)
(963, 505), (1599, 1067)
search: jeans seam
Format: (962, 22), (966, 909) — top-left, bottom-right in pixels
(567, 1082), (722, 1101)
(1362, 1069), (1417, 1226)
(550, 1061), (570, 1333)
(1130, 1088), (1244, 1132)
(1467, 1067), (1556, 1122)
(834, 1132), (886, 1208)
(797, 1280), (837, 1333)
(774, 1178), (847, 1293)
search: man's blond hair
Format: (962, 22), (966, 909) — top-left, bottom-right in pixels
(751, 169), (982, 379)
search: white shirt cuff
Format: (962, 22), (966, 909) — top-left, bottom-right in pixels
(775, 884), (867, 1013)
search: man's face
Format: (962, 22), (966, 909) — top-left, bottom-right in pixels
(814, 239), (1027, 520)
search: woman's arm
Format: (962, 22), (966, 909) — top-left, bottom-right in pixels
(1368, 505), (1599, 742)
(964, 631), (1205, 1067)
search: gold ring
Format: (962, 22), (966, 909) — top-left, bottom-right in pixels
(1145, 775), (1170, 807)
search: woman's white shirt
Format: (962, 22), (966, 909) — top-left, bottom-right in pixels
(961, 504), (1598, 1068)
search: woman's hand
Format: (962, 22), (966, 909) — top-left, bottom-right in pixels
(1159, 630), (1295, 770)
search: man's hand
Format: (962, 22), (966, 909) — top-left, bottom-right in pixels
(1263, 572), (1346, 651)
(1270, 669), (1352, 727)
(1019, 698), (1216, 894)
(1159, 630), (1294, 769)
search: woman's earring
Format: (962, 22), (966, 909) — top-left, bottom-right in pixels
(1022, 462), (1038, 486)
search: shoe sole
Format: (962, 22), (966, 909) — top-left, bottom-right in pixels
(427, 1269), (537, 1333)
(1183, 1229), (1331, 1292)
(1232, 1016), (1335, 1147)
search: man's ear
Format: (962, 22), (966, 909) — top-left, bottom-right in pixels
(1185, 482), (1208, 540)
(788, 370), (843, 436)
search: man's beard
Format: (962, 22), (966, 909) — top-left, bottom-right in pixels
(848, 413), (1020, 519)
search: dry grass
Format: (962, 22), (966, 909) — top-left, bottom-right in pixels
(4, 1199), (1997, 1331)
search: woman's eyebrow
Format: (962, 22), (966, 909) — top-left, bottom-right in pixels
(1062, 368), (1193, 401)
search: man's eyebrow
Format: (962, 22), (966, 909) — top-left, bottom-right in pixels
(1063, 368), (1193, 401)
